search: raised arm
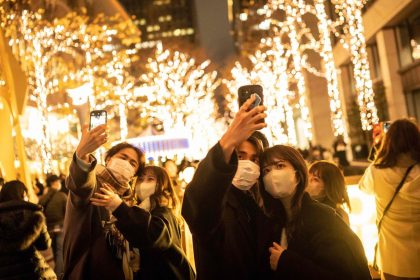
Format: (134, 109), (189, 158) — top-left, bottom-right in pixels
(182, 95), (266, 238)
(66, 124), (108, 205)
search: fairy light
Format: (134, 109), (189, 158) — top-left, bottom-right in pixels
(136, 42), (224, 158)
(332, 0), (378, 130)
(224, 38), (295, 146)
(0, 1), (141, 171)
(314, 0), (347, 137)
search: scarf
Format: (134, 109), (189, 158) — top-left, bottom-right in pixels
(96, 164), (132, 198)
(96, 164), (136, 280)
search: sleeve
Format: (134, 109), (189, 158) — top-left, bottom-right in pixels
(34, 221), (52, 251)
(113, 203), (174, 251)
(181, 142), (238, 238)
(275, 229), (371, 280)
(65, 153), (98, 206)
(359, 164), (375, 194)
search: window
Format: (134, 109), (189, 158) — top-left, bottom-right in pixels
(395, 11), (420, 67)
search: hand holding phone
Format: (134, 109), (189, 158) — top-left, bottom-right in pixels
(238, 85), (264, 110)
(238, 85), (264, 125)
(76, 110), (108, 162)
(90, 110), (107, 131)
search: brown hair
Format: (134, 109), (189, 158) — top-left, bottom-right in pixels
(105, 142), (145, 176)
(309, 161), (351, 211)
(140, 166), (180, 218)
(260, 145), (308, 238)
(374, 119), (420, 168)
(0, 180), (27, 202)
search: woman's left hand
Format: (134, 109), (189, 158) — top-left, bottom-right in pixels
(269, 242), (285, 271)
(90, 184), (123, 212)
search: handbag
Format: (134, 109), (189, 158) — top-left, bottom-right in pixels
(372, 163), (417, 271)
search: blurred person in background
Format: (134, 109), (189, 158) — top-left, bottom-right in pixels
(0, 180), (56, 280)
(307, 161), (351, 225)
(333, 135), (350, 168)
(35, 177), (45, 197)
(359, 118), (420, 280)
(260, 145), (371, 279)
(164, 159), (182, 199)
(39, 174), (67, 277)
(63, 124), (145, 280)
(90, 165), (195, 279)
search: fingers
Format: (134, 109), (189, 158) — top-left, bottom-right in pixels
(93, 192), (108, 200)
(273, 242), (282, 250)
(102, 184), (115, 193)
(90, 197), (107, 206)
(239, 94), (256, 113)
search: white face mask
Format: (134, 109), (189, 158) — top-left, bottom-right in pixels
(135, 181), (156, 201)
(232, 160), (260, 191)
(107, 158), (136, 185)
(263, 169), (297, 198)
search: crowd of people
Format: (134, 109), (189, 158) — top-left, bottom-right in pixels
(0, 94), (419, 280)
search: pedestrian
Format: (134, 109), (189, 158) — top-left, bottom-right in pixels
(39, 174), (67, 277)
(90, 165), (195, 279)
(260, 145), (371, 279)
(359, 118), (420, 280)
(182, 95), (269, 279)
(63, 124), (145, 280)
(0, 180), (56, 280)
(307, 160), (351, 225)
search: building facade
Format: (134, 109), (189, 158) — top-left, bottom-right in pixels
(331, 0), (420, 158)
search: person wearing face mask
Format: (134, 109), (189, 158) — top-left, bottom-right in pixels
(307, 161), (351, 226)
(89, 165), (195, 280)
(260, 145), (371, 280)
(63, 124), (145, 280)
(182, 95), (269, 280)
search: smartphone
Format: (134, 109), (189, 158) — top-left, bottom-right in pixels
(372, 121), (391, 144)
(89, 110), (107, 130)
(238, 85), (264, 110)
(383, 121), (391, 133)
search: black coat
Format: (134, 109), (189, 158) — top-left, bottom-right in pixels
(0, 200), (57, 280)
(264, 194), (372, 280)
(182, 143), (268, 280)
(113, 203), (195, 280)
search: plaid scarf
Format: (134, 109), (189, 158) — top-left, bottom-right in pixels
(96, 164), (132, 199)
(95, 164), (135, 280)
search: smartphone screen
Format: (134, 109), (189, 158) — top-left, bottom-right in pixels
(90, 110), (107, 130)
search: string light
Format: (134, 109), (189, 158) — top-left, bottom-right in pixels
(0, 2), (140, 171)
(332, 0), (379, 130)
(135, 43), (224, 158)
(314, 0), (347, 137)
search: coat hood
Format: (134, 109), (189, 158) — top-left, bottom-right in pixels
(0, 200), (45, 252)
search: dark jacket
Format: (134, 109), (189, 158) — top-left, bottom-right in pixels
(63, 154), (125, 280)
(265, 194), (371, 280)
(182, 143), (268, 280)
(0, 200), (57, 280)
(39, 188), (67, 229)
(113, 203), (195, 280)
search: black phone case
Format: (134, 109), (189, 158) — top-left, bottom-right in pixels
(238, 85), (264, 107)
